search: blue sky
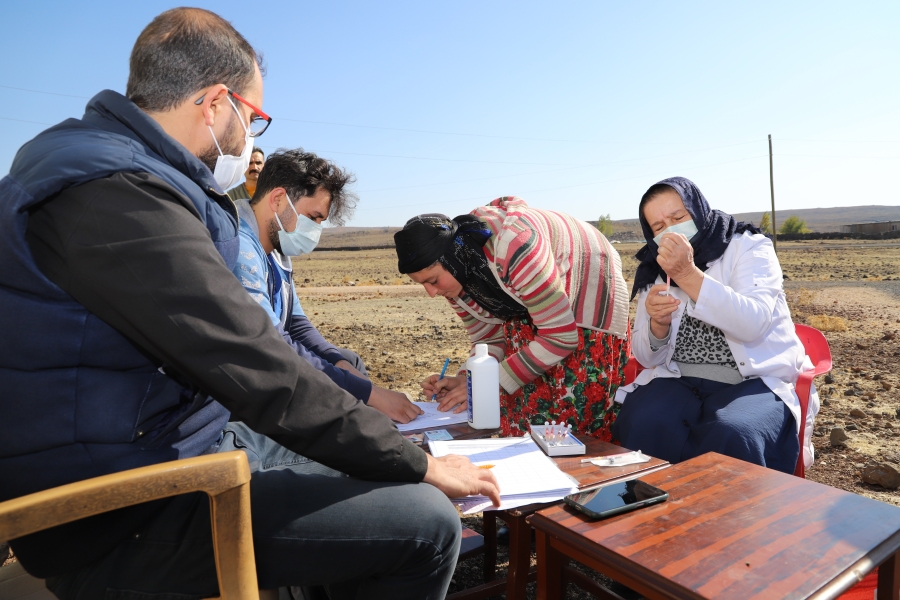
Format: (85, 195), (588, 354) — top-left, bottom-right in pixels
(3, 1), (898, 227)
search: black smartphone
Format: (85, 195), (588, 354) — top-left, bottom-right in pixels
(564, 479), (668, 520)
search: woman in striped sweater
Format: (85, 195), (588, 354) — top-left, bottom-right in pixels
(394, 197), (631, 439)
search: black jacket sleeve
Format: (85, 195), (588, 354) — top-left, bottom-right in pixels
(25, 172), (426, 481)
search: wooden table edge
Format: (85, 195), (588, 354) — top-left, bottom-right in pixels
(806, 527), (900, 600)
(530, 507), (900, 600)
(528, 510), (706, 600)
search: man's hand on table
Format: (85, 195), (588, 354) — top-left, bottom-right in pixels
(424, 454), (501, 507)
(420, 372), (468, 413)
(368, 386), (424, 423)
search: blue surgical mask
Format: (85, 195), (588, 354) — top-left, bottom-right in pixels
(274, 194), (323, 256)
(653, 219), (698, 245)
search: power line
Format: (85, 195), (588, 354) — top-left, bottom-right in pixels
(355, 154), (768, 211)
(3, 83), (898, 151)
(0, 83), (654, 144)
(776, 153), (900, 159)
(0, 85), (90, 99)
(283, 149), (574, 166)
(778, 138), (900, 143)
(274, 116), (610, 144)
(522, 153), (765, 197)
(300, 140), (761, 169)
(350, 141), (762, 190)
(2, 117), (55, 126)
(0, 113), (763, 172)
(0, 83), (606, 143)
(252, 139), (763, 182)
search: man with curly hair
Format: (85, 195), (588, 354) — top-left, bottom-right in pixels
(235, 148), (422, 423)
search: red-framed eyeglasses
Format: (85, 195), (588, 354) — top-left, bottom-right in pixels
(195, 88), (272, 138)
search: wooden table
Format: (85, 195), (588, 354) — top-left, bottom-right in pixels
(406, 421), (669, 600)
(528, 452), (900, 600)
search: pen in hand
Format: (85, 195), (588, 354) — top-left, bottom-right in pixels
(431, 358), (451, 401)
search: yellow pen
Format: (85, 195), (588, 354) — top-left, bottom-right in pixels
(478, 464), (495, 469)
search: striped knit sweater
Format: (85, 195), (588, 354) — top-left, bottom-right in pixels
(449, 197), (629, 393)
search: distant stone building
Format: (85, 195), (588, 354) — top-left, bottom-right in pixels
(841, 221), (900, 234)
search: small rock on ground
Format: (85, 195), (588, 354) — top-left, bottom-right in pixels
(862, 462), (900, 489)
(830, 428), (850, 446)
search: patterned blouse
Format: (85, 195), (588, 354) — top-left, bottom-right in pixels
(650, 309), (742, 385)
(447, 197), (629, 393)
(672, 314), (739, 369)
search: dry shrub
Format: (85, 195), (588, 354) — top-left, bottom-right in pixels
(341, 275), (353, 283)
(797, 288), (816, 306)
(391, 277), (406, 286)
(807, 314), (849, 332)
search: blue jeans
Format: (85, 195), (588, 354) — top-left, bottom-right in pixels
(48, 423), (461, 600)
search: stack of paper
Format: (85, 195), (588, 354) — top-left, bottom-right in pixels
(428, 437), (578, 514)
(396, 402), (469, 432)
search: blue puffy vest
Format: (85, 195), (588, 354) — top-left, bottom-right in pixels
(0, 91), (236, 501)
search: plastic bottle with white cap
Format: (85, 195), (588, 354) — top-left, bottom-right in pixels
(466, 343), (500, 429)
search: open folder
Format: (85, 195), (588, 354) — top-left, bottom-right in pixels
(428, 437), (579, 514)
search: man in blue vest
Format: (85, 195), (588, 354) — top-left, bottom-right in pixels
(233, 148), (424, 424)
(0, 8), (498, 599)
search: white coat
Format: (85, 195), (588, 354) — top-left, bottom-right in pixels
(615, 231), (819, 468)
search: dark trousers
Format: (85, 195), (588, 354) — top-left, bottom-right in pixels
(611, 376), (799, 474)
(48, 422), (461, 600)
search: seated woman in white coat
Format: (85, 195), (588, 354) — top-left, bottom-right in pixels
(611, 177), (817, 474)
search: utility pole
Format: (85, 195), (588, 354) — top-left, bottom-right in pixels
(768, 134), (777, 253)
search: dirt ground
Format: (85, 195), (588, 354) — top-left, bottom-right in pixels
(294, 240), (900, 598)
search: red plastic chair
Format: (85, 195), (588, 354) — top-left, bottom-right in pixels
(792, 323), (833, 478)
(622, 323), (832, 478)
(792, 330), (873, 600)
(622, 357), (644, 386)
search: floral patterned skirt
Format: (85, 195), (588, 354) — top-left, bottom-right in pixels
(499, 318), (630, 441)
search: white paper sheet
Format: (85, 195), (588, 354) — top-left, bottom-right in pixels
(584, 450), (651, 467)
(455, 494), (571, 515)
(395, 401), (469, 432)
(429, 437), (578, 513)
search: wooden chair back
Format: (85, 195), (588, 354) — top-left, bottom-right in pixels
(0, 451), (259, 600)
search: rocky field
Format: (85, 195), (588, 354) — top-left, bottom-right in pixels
(296, 241), (900, 504)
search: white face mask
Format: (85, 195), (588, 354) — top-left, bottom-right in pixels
(273, 193), (324, 256)
(208, 97), (252, 191)
(653, 219), (699, 245)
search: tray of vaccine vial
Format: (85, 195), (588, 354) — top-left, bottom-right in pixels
(529, 422), (586, 456)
